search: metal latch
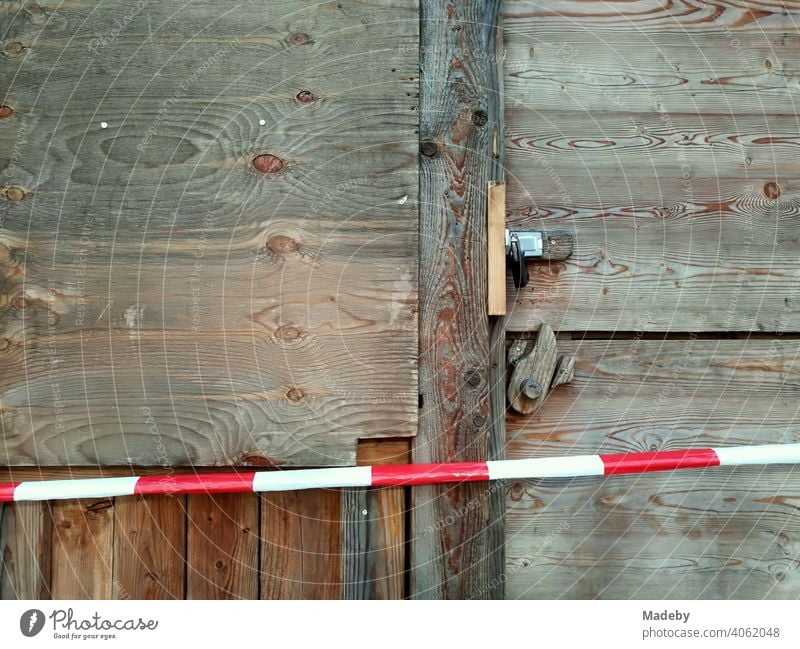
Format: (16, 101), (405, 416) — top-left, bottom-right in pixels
(506, 229), (543, 289)
(486, 181), (574, 316)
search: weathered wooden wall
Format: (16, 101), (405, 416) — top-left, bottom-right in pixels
(0, 0), (419, 467)
(502, 0), (800, 598)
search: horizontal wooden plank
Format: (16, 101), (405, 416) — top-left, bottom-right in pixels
(503, 0), (800, 33)
(0, 0), (419, 465)
(506, 338), (800, 598)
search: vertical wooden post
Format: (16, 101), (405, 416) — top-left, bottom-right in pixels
(413, 0), (506, 598)
(487, 181), (507, 316)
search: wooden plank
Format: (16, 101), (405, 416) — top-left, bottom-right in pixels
(506, 338), (800, 598)
(488, 182), (507, 316)
(343, 439), (410, 599)
(502, 1), (800, 115)
(186, 494), (259, 599)
(0, 502), (52, 599)
(0, 0), (419, 466)
(261, 489), (342, 599)
(412, 0), (505, 599)
(50, 499), (114, 599)
(113, 495), (186, 599)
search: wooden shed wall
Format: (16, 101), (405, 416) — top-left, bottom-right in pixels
(502, 0), (800, 598)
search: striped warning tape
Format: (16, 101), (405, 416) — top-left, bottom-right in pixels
(0, 443), (798, 502)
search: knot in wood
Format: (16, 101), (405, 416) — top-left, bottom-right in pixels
(4, 42), (25, 55)
(275, 325), (302, 341)
(288, 32), (310, 46)
(420, 141), (438, 157)
(0, 105), (13, 119)
(5, 186), (25, 203)
(764, 181), (781, 200)
(253, 154), (284, 174)
(464, 369), (482, 389)
(286, 387), (305, 402)
(296, 90), (316, 104)
(266, 235), (299, 255)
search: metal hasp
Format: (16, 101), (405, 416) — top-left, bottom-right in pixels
(506, 229), (543, 288)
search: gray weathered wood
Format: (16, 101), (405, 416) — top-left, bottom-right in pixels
(506, 338), (800, 598)
(502, 2), (800, 333)
(343, 439), (409, 599)
(0, 0), (419, 466)
(412, 0), (505, 599)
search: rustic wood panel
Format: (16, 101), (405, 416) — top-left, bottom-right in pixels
(261, 489), (342, 599)
(503, 1), (800, 114)
(506, 338), (800, 598)
(502, 1), (800, 333)
(50, 499), (114, 599)
(343, 439), (409, 599)
(412, 0), (505, 599)
(0, 501), (52, 599)
(0, 0), (419, 466)
(186, 493), (259, 599)
(113, 495), (186, 599)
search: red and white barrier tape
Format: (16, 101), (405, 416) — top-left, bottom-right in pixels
(1, 444), (798, 502)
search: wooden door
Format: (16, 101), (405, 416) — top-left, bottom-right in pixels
(502, 0), (800, 598)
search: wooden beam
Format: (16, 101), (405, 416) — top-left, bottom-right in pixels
(487, 181), (507, 316)
(412, 0), (505, 599)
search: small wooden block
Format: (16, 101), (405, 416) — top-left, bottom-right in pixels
(541, 230), (574, 261)
(507, 324), (559, 415)
(487, 181), (507, 315)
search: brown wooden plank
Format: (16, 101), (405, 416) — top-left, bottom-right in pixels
(186, 493), (258, 599)
(261, 489), (342, 599)
(0, 502), (52, 599)
(0, 0), (419, 467)
(343, 439), (410, 599)
(50, 499), (114, 599)
(412, 0), (505, 599)
(506, 338), (800, 598)
(113, 495), (186, 599)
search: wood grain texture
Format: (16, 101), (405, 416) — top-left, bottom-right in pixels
(113, 495), (186, 599)
(0, 501), (52, 599)
(506, 338), (800, 598)
(50, 499), (114, 599)
(412, 0), (505, 599)
(343, 439), (409, 599)
(502, 3), (800, 332)
(261, 489), (342, 599)
(186, 493), (258, 599)
(488, 181), (507, 316)
(503, 1), (800, 114)
(0, 0), (419, 465)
